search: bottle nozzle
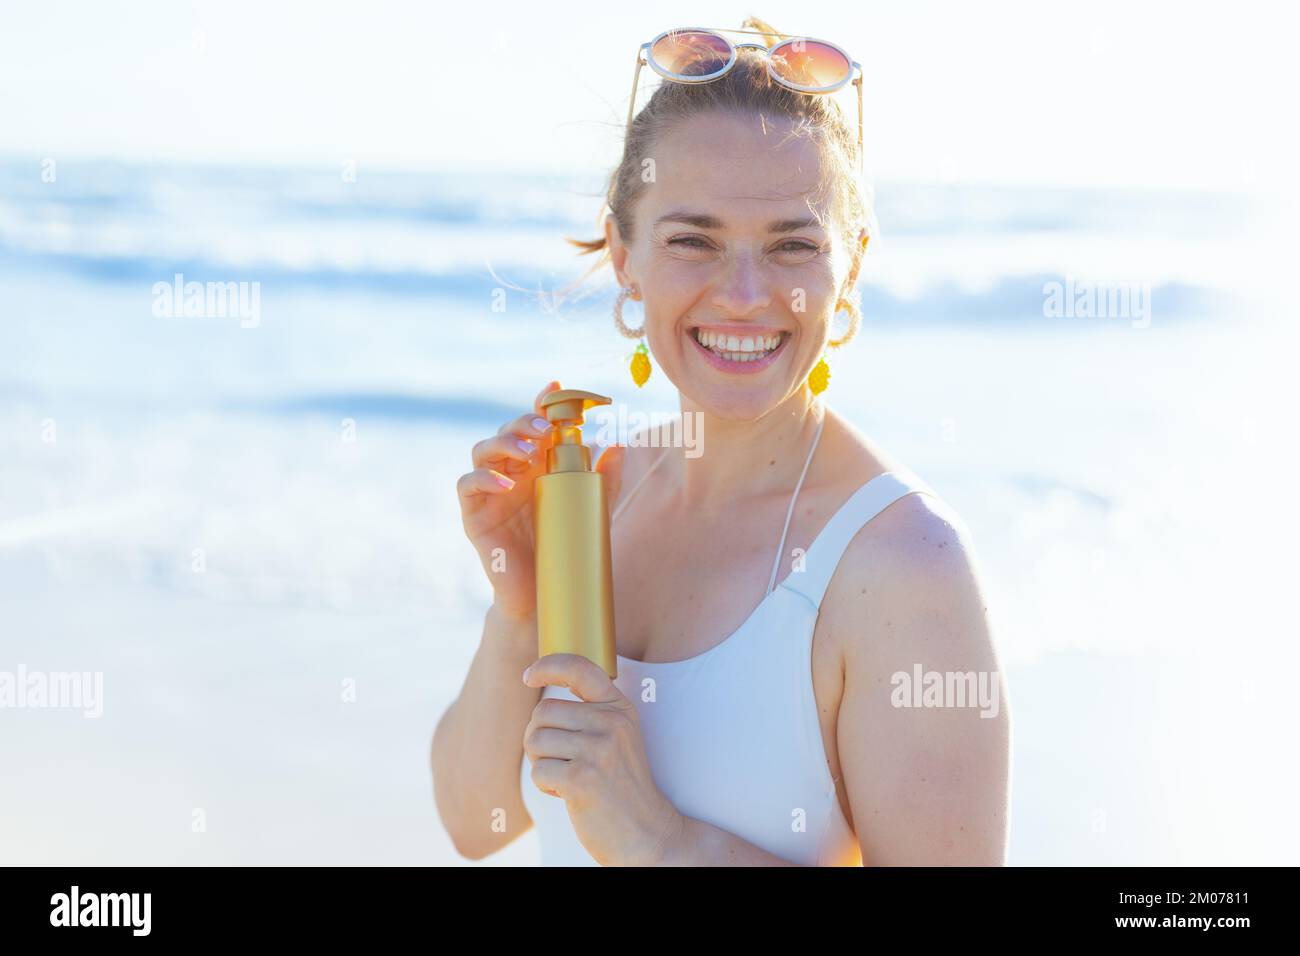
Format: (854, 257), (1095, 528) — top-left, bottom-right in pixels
(540, 389), (612, 426)
(538, 389), (611, 473)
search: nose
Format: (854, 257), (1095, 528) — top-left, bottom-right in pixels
(708, 243), (772, 319)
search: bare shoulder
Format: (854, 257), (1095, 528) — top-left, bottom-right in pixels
(830, 491), (992, 658)
(816, 421), (996, 674)
(845, 485), (979, 593)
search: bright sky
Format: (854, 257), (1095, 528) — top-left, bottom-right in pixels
(2, 0), (1295, 190)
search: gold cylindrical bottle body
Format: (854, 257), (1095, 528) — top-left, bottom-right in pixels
(534, 470), (617, 678)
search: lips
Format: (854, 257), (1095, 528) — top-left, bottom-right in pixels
(687, 326), (791, 374)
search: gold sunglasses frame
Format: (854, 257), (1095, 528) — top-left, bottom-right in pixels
(626, 26), (864, 174)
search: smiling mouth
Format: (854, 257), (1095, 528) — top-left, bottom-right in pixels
(690, 328), (788, 363)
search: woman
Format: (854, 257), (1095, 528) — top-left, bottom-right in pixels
(433, 18), (1010, 866)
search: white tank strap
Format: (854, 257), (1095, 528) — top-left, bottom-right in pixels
(780, 468), (940, 610)
(609, 443), (672, 526)
(766, 411), (826, 595)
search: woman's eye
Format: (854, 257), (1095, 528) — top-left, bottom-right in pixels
(777, 240), (820, 254)
(665, 236), (821, 255)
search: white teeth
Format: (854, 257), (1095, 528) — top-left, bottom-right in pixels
(692, 329), (785, 361)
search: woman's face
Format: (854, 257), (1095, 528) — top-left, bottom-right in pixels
(607, 111), (861, 421)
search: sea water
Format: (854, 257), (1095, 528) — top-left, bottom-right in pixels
(0, 157), (1295, 864)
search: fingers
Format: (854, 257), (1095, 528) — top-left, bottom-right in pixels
(534, 379), (562, 419)
(523, 653), (620, 704)
(457, 467), (515, 500)
(522, 725), (583, 762)
(471, 431), (544, 471)
(525, 695), (593, 733)
(529, 756), (568, 799)
(460, 381), (560, 503)
(495, 411), (551, 441)
(472, 383), (559, 469)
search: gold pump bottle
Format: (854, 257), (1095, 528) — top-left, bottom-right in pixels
(533, 388), (618, 678)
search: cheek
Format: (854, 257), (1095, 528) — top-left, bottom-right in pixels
(791, 260), (839, 300)
(639, 266), (701, 339)
(793, 268), (843, 333)
(642, 257), (708, 298)
(643, 307), (687, 364)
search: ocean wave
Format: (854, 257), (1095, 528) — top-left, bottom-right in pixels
(0, 157), (1257, 235)
(0, 244), (1238, 322)
(0, 156), (1251, 322)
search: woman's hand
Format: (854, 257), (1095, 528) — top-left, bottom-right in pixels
(455, 379), (557, 623)
(522, 653), (682, 866)
(456, 380), (625, 625)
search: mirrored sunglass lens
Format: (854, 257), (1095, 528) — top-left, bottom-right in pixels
(769, 40), (850, 89)
(650, 31), (732, 77)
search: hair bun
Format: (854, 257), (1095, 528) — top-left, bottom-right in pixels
(740, 16), (786, 48)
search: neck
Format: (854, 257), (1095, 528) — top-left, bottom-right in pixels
(670, 388), (825, 509)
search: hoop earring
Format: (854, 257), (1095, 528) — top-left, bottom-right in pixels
(808, 297), (862, 396)
(614, 285), (652, 387)
(828, 296), (862, 349)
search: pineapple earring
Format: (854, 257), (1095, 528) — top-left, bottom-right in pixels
(614, 284), (651, 387)
(808, 351), (831, 395)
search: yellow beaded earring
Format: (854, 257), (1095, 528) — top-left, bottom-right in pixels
(808, 352), (831, 395)
(614, 285), (651, 387)
(630, 342), (651, 388)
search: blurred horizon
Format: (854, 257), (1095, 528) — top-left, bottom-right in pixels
(0, 152), (1269, 337)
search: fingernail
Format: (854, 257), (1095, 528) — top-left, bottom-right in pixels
(522, 665), (533, 683)
(516, 438), (535, 455)
(495, 473), (514, 489)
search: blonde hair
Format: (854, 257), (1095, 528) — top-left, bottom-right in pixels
(557, 16), (874, 342)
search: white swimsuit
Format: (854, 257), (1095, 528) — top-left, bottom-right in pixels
(519, 409), (940, 865)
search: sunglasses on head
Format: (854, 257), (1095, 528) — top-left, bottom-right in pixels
(627, 26), (863, 171)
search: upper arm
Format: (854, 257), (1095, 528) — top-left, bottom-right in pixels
(825, 494), (1010, 866)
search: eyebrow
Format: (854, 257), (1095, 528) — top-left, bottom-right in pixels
(654, 211), (823, 233)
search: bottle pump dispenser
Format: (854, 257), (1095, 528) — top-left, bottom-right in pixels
(533, 388), (617, 678)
